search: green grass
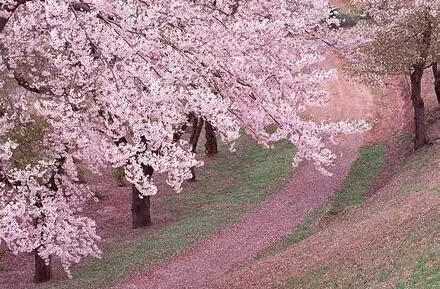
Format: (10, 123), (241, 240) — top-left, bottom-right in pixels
(328, 144), (386, 215)
(254, 145), (386, 260)
(280, 243), (440, 289)
(44, 135), (294, 289)
(8, 117), (47, 169)
(394, 250), (440, 289)
(281, 264), (339, 289)
(279, 144), (440, 289)
(112, 167), (126, 187)
(280, 212), (439, 289)
(77, 167), (89, 184)
(395, 145), (440, 196)
(329, 7), (368, 28)
(92, 190), (106, 201)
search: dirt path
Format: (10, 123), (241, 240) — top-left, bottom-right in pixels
(115, 139), (362, 289)
(211, 157), (440, 289)
(112, 56), (391, 289)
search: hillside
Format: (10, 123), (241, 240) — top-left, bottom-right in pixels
(213, 141), (440, 289)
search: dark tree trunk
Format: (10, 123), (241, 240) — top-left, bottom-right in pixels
(204, 121), (218, 156)
(410, 66), (428, 150)
(32, 159), (64, 283)
(131, 184), (151, 229)
(189, 116), (204, 181)
(189, 116), (204, 152)
(433, 62), (440, 104)
(131, 164), (154, 229)
(34, 250), (51, 283)
(173, 123), (187, 143)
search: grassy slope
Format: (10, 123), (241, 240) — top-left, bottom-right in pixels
(256, 144), (386, 260)
(279, 144), (440, 289)
(45, 136), (294, 289)
(328, 144), (386, 214)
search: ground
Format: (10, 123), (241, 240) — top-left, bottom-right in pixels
(213, 143), (440, 289)
(0, 54), (439, 289)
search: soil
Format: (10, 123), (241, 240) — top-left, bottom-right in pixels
(211, 159), (440, 289)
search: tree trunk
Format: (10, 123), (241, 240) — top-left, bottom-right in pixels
(33, 160), (62, 283)
(131, 164), (154, 229)
(189, 116), (204, 153)
(189, 116), (204, 181)
(433, 62), (440, 104)
(204, 121), (218, 156)
(34, 250), (51, 283)
(173, 122), (188, 143)
(131, 184), (151, 229)
(410, 66), (428, 150)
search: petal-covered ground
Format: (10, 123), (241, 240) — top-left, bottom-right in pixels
(111, 55), (422, 289)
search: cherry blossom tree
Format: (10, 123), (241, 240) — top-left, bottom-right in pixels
(1, 0), (367, 282)
(339, 0), (439, 149)
(0, 85), (102, 281)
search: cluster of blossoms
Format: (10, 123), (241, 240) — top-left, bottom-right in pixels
(0, 0), (368, 277)
(0, 159), (101, 278)
(330, 0), (439, 149)
(0, 87), (101, 277)
(334, 0), (439, 82)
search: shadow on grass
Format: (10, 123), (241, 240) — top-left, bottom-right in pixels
(328, 144), (386, 215)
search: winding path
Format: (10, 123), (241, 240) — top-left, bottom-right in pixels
(113, 56), (388, 289)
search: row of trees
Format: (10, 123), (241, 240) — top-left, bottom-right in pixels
(1, 0), (438, 284)
(130, 114), (218, 229)
(0, 0), (368, 282)
(118, 112), (219, 230)
(339, 0), (439, 148)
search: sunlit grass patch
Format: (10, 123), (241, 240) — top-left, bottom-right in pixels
(328, 144), (386, 215)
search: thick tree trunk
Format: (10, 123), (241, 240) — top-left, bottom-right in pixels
(32, 159), (65, 283)
(204, 121), (218, 156)
(131, 184), (151, 229)
(433, 62), (440, 104)
(189, 116), (204, 152)
(115, 137), (152, 229)
(34, 250), (51, 283)
(131, 163), (153, 229)
(189, 116), (204, 181)
(410, 67), (428, 150)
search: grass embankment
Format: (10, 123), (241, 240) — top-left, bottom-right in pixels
(279, 144), (440, 289)
(45, 136), (294, 289)
(328, 144), (386, 214)
(255, 144), (386, 260)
